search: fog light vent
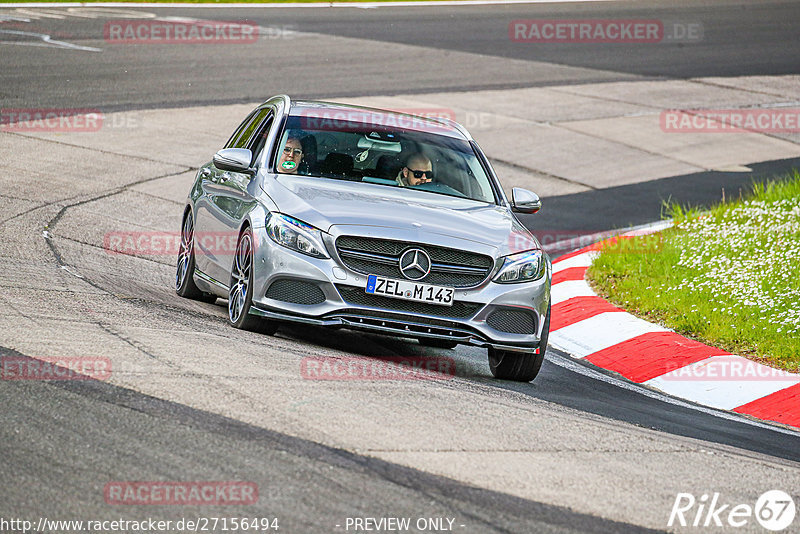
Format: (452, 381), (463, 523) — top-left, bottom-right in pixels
(266, 280), (325, 305)
(486, 308), (536, 334)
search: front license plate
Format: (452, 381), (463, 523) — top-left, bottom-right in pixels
(366, 275), (454, 307)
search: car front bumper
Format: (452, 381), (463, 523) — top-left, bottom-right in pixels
(248, 227), (551, 353)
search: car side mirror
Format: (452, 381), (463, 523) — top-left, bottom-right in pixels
(213, 148), (255, 175)
(511, 187), (542, 214)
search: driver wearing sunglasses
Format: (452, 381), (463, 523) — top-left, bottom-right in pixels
(277, 135), (304, 174)
(396, 153), (433, 187)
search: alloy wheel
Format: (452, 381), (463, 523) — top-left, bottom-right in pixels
(229, 231), (253, 324)
(176, 211), (194, 291)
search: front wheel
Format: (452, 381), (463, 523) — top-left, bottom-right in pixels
(488, 303), (550, 382)
(228, 227), (278, 335)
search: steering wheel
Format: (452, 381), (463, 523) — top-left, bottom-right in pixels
(410, 181), (466, 197)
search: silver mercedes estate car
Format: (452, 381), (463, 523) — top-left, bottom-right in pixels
(176, 95), (552, 382)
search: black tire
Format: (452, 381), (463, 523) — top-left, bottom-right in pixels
(488, 303), (550, 382)
(228, 227), (278, 335)
(418, 338), (458, 349)
(176, 210), (217, 304)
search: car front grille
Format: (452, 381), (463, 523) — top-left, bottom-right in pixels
(335, 236), (494, 288)
(486, 307), (537, 335)
(336, 284), (482, 319)
(266, 279), (326, 305)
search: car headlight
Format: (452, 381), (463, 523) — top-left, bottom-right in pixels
(493, 250), (545, 283)
(266, 213), (329, 259)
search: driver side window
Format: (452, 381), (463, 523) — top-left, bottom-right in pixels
(225, 108), (270, 150)
(225, 109), (258, 149)
(248, 114), (274, 165)
(234, 108), (270, 149)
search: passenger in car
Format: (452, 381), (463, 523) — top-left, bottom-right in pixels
(396, 153), (433, 187)
(277, 135), (304, 174)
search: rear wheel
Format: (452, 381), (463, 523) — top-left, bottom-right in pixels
(175, 210), (217, 303)
(488, 303), (550, 382)
(228, 227), (278, 335)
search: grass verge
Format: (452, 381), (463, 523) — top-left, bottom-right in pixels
(587, 171), (800, 373)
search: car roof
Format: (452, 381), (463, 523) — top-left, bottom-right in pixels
(287, 100), (471, 140)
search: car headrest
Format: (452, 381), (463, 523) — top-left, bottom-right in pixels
(300, 135), (317, 164)
(375, 155), (400, 179)
(322, 153), (354, 175)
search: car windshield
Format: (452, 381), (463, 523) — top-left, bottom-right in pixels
(273, 113), (498, 204)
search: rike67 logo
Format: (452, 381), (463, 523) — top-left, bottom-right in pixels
(668, 490), (796, 531)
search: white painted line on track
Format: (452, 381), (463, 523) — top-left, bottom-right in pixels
(154, 15), (312, 38)
(544, 232), (611, 256)
(550, 279), (595, 305)
(552, 251), (597, 273)
(624, 219), (673, 237)
(550, 311), (670, 358)
(0, 14), (30, 22)
(546, 220), (674, 258)
(547, 350), (800, 438)
(645, 356), (800, 411)
(0, 29), (102, 51)
(547, 220), (800, 430)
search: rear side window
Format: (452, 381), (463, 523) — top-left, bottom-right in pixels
(225, 109), (258, 149)
(226, 108), (270, 149)
(249, 115), (275, 165)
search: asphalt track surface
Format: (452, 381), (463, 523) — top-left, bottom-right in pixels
(2, 1), (800, 532)
(2, 0), (800, 110)
(3, 0), (800, 232)
(0, 351), (658, 534)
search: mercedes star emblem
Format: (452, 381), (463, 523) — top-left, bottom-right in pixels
(398, 248), (431, 281)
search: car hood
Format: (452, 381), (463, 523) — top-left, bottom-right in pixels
(264, 175), (540, 256)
